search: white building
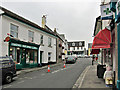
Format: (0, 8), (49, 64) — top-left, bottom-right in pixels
(0, 7), (56, 69)
(67, 41), (85, 56)
(59, 34), (68, 60)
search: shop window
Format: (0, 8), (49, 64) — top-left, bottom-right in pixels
(26, 50), (30, 64)
(10, 47), (20, 64)
(28, 30), (34, 42)
(29, 50), (34, 64)
(34, 50), (38, 63)
(10, 24), (18, 38)
(16, 47), (20, 64)
(48, 37), (52, 47)
(48, 52), (51, 61)
(10, 47), (16, 61)
(40, 34), (43, 45)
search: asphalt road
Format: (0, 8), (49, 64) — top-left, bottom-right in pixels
(2, 58), (92, 88)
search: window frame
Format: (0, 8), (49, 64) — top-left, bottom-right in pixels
(28, 30), (34, 42)
(48, 37), (52, 47)
(10, 23), (18, 38)
(40, 34), (44, 45)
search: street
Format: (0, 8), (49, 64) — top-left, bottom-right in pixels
(2, 58), (91, 88)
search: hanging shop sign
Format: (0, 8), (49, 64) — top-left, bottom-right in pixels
(100, 4), (113, 20)
(116, 0), (120, 23)
(116, 0), (120, 15)
(4, 36), (10, 42)
(11, 43), (38, 50)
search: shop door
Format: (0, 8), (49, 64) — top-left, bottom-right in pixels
(21, 49), (26, 67)
(40, 51), (43, 63)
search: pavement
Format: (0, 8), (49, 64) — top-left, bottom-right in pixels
(73, 61), (113, 89)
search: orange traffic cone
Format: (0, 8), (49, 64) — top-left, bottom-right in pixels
(64, 62), (66, 68)
(48, 65), (50, 72)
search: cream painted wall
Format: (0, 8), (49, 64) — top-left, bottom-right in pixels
(2, 15), (56, 63)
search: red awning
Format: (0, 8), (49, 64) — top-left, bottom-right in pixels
(90, 49), (100, 54)
(92, 28), (111, 49)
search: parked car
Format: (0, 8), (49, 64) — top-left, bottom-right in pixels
(0, 56), (17, 84)
(65, 56), (76, 63)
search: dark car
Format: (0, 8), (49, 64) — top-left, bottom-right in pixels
(0, 56), (17, 84)
(65, 56), (76, 63)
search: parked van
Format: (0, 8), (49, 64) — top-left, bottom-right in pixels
(0, 56), (17, 84)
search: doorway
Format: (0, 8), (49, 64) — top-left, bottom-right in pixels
(40, 51), (43, 64)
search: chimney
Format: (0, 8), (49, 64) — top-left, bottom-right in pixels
(54, 28), (57, 33)
(42, 15), (46, 28)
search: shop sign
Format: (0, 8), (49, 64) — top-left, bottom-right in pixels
(116, 0), (120, 15)
(100, 4), (113, 20)
(11, 43), (38, 49)
(11, 43), (21, 47)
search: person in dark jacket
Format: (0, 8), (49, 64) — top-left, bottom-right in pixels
(92, 55), (95, 65)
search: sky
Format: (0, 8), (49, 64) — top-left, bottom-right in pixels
(1, 0), (101, 49)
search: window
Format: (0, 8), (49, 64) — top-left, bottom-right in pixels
(40, 34), (43, 45)
(73, 47), (75, 50)
(10, 24), (18, 38)
(48, 52), (51, 61)
(28, 31), (34, 42)
(81, 47), (83, 50)
(48, 37), (52, 46)
(68, 46), (70, 50)
(77, 47), (79, 50)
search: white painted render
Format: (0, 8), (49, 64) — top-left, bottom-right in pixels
(0, 15), (2, 57)
(1, 15), (56, 63)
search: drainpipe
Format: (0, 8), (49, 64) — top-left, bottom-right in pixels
(117, 23), (120, 90)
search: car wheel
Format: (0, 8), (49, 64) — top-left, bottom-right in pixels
(5, 74), (12, 83)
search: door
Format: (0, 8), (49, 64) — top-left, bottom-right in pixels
(40, 51), (43, 64)
(21, 49), (26, 67)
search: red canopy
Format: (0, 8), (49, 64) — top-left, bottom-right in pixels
(91, 49), (100, 54)
(92, 28), (111, 49)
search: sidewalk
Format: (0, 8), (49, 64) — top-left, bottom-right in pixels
(73, 62), (113, 89)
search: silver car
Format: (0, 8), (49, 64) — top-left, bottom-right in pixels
(65, 56), (76, 63)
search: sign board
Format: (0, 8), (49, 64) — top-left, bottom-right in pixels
(11, 43), (38, 50)
(68, 41), (85, 47)
(116, 0), (120, 15)
(101, 4), (113, 20)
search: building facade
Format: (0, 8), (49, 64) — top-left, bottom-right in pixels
(67, 41), (85, 56)
(0, 7), (57, 69)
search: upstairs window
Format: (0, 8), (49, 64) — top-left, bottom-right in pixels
(28, 30), (34, 42)
(10, 24), (18, 38)
(40, 34), (43, 45)
(48, 37), (52, 47)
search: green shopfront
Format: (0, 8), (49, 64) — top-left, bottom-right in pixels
(9, 39), (39, 69)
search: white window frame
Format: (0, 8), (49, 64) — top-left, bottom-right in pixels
(28, 30), (34, 42)
(48, 52), (52, 61)
(48, 37), (52, 47)
(10, 23), (18, 38)
(40, 34), (43, 45)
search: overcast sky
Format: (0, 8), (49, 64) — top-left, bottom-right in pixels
(1, 0), (101, 49)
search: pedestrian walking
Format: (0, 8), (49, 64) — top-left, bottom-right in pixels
(92, 55), (95, 65)
(103, 64), (113, 87)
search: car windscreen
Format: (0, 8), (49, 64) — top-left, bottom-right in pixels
(68, 57), (74, 59)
